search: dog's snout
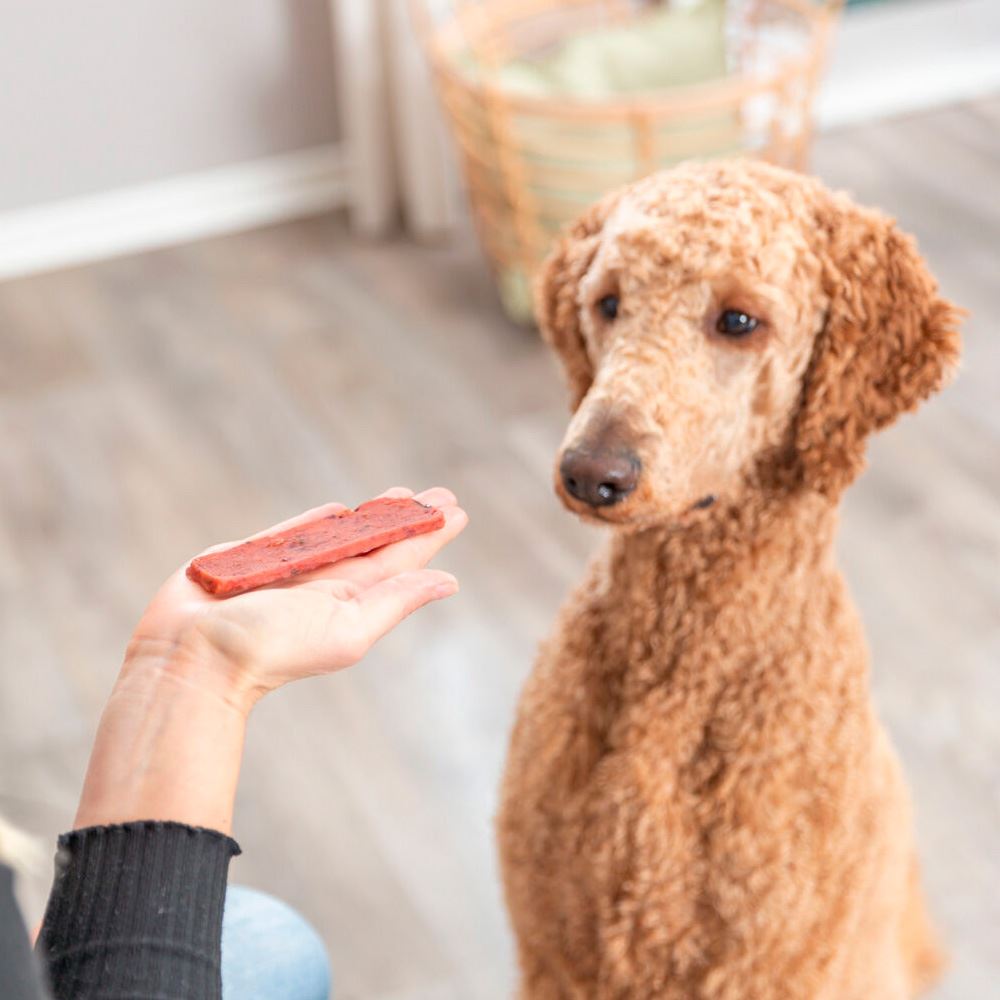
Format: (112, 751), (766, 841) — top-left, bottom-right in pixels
(560, 447), (640, 507)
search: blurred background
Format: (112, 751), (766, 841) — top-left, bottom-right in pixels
(0, 1), (997, 997)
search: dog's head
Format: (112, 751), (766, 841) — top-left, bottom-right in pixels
(538, 160), (961, 526)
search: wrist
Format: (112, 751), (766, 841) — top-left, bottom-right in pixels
(119, 630), (263, 719)
(75, 649), (251, 833)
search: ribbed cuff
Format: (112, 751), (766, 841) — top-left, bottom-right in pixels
(37, 821), (240, 1000)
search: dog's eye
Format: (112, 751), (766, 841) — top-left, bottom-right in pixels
(597, 294), (619, 320)
(716, 309), (759, 338)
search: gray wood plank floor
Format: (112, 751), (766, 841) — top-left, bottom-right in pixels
(2, 97), (998, 999)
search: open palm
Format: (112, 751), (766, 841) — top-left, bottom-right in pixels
(126, 486), (467, 707)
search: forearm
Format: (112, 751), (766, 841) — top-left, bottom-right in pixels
(74, 649), (251, 835)
(38, 653), (246, 997)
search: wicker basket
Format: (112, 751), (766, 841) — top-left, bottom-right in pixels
(416, 0), (842, 322)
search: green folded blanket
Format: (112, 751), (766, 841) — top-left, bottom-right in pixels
(496, 0), (728, 98)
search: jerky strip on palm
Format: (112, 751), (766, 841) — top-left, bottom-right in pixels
(186, 497), (446, 597)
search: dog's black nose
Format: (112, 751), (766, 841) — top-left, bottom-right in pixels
(560, 448), (640, 507)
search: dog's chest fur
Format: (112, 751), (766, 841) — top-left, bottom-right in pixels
(498, 500), (911, 995)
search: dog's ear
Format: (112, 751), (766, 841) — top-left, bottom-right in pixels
(534, 190), (622, 409)
(794, 194), (962, 496)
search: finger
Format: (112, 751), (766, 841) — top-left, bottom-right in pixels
(349, 569), (459, 650)
(286, 502), (468, 590)
(295, 576), (364, 601)
(413, 486), (457, 508)
(376, 486), (415, 499)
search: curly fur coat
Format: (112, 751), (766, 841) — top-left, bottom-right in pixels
(497, 160), (962, 1000)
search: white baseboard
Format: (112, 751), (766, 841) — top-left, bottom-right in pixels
(0, 143), (348, 281)
(818, 0), (1000, 130)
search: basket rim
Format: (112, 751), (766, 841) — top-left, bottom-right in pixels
(425, 0), (836, 121)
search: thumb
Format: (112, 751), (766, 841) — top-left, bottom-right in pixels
(351, 569), (458, 649)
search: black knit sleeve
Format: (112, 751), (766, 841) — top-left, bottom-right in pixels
(36, 821), (240, 1000)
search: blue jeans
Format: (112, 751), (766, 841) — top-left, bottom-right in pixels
(221, 886), (331, 1000)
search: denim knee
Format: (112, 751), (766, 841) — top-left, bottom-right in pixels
(221, 885), (331, 1000)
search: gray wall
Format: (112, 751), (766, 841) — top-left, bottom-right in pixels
(0, 0), (339, 211)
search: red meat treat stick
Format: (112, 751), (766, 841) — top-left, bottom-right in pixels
(187, 497), (445, 597)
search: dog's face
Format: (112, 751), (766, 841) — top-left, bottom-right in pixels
(552, 172), (821, 524)
(538, 161), (961, 527)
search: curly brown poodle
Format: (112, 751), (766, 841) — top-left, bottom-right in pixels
(498, 159), (962, 1000)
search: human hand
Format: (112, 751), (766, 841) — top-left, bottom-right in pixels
(122, 486), (467, 715)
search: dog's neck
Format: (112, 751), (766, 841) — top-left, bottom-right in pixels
(569, 491), (867, 760)
(602, 491), (843, 688)
(575, 486), (858, 744)
(605, 486), (841, 624)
